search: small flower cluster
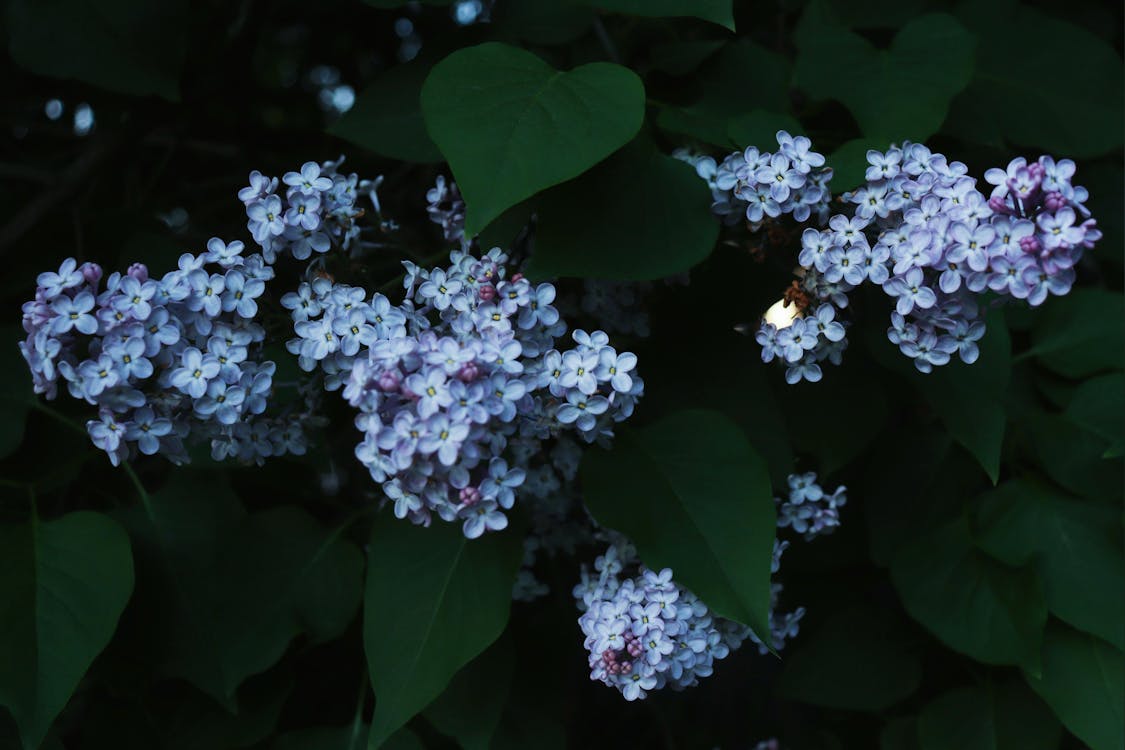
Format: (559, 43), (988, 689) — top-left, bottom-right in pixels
(425, 175), (466, 244)
(241, 158), (381, 262)
(19, 248), (306, 466)
(755, 294), (848, 384)
(676, 130), (834, 227)
(756, 145), (1100, 377)
(288, 247), (643, 537)
(776, 472), (846, 541)
(574, 545), (752, 701)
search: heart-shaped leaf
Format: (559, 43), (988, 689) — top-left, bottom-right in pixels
(421, 42), (644, 235)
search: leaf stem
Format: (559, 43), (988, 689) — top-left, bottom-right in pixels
(349, 665), (369, 750)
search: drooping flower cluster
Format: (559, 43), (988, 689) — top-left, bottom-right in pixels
(675, 130), (834, 227)
(288, 247), (643, 538)
(776, 472), (846, 540)
(755, 145), (1100, 378)
(19, 248), (308, 466)
(241, 158), (382, 262)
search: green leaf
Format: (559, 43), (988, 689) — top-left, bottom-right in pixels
(794, 4), (975, 141)
(363, 513), (524, 748)
(778, 607), (922, 711)
(1017, 410), (1122, 500)
(120, 477), (363, 706)
(0, 511), (135, 750)
(727, 111), (802, 152)
(1024, 623), (1124, 750)
(880, 717), (920, 750)
(826, 137), (891, 192)
(890, 517), (1046, 673)
(1026, 289), (1125, 379)
(5, 0), (187, 100)
(421, 42), (644, 234)
(975, 479), (1124, 650)
(330, 60), (443, 163)
(273, 725), (366, 750)
(580, 409), (776, 642)
(423, 636), (514, 750)
(917, 682), (1061, 750)
(647, 40), (726, 75)
(491, 0), (594, 45)
(582, 0), (734, 29)
(0, 326), (34, 459)
(951, 2), (1124, 157)
(917, 310), (1011, 483)
(1065, 373), (1125, 457)
(528, 138), (719, 280)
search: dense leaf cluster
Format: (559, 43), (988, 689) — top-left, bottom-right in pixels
(0, 0), (1121, 749)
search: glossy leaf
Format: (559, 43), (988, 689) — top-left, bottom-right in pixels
(363, 513), (524, 748)
(421, 42), (644, 234)
(581, 409), (776, 643)
(891, 517), (1046, 673)
(0, 511), (134, 750)
(529, 138), (719, 280)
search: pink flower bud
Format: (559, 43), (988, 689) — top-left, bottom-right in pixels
(80, 262), (103, 285)
(456, 361), (480, 382)
(478, 284), (496, 301)
(510, 272), (524, 283)
(376, 371), (400, 392)
(459, 486), (481, 506)
(127, 263), (149, 282)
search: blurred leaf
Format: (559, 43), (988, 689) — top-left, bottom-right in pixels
(880, 717), (920, 750)
(120, 477), (363, 706)
(421, 42), (644, 234)
(153, 670), (292, 750)
(891, 517), (1046, 673)
(491, 0), (594, 45)
(1027, 289), (1125, 378)
(778, 607), (922, 711)
(951, 2), (1124, 157)
(794, 4), (975, 141)
(5, 0), (187, 100)
(1064, 373), (1125, 457)
(827, 137), (892, 191)
(917, 682), (1061, 750)
(581, 0), (735, 29)
(363, 513), (523, 748)
(273, 724), (365, 750)
(423, 636), (514, 750)
(975, 479), (1124, 650)
(647, 40), (726, 75)
(581, 409), (776, 642)
(0, 325), (33, 459)
(727, 111), (803, 151)
(529, 138), (719, 280)
(331, 60), (443, 163)
(824, 0), (929, 28)
(1024, 623), (1124, 750)
(0, 511), (134, 750)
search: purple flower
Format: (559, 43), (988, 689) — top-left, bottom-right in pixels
(50, 291), (98, 335)
(883, 268), (937, 315)
(283, 161), (333, 194)
(125, 406), (173, 455)
(169, 347), (221, 398)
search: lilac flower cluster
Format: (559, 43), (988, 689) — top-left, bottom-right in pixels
(675, 130), (834, 227)
(757, 145), (1100, 377)
(19, 248), (307, 466)
(574, 545), (753, 701)
(776, 472), (846, 541)
(241, 158), (381, 262)
(288, 247), (643, 538)
(425, 175), (466, 245)
(755, 297), (848, 384)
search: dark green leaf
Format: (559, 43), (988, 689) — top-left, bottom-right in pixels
(647, 40), (726, 75)
(891, 517), (1046, 673)
(120, 477), (363, 705)
(1018, 410), (1122, 500)
(917, 682), (1060, 750)
(1024, 623), (1124, 750)
(273, 725), (365, 750)
(951, 2), (1124, 157)
(975, 479), (1124, 650)
(827, 138), (891, 192)
(581, 409), (776, 642)
(421, 42), (644, 234)
(331, 60), (443, 163)
(582, 0), (734, 29)
(880, 717), (920, 750)
(423, 636), (514, 750)
(529, 138), (719, 280)
(727, 111), (802, 152)
(5, 0), (187, 100)
(0, 511), (134, 750)
(778, 607), (922, 711)
(1027, 289), (1125, 378)
(491, 0), (594, 45)
(794, 4), (975, 140)
(1064, 373), (1125, 457)
(363, 513), (523, 748)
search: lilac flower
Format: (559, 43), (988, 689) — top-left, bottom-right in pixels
(283, 161), (333, 194)
(556, 391), (609, 432)
(37, 258), (83, 298)
(883, 268), (936, 315)
(169, 347), (220, 398)
(124, 406), (173, 455)
(50, 292), (98, 335)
